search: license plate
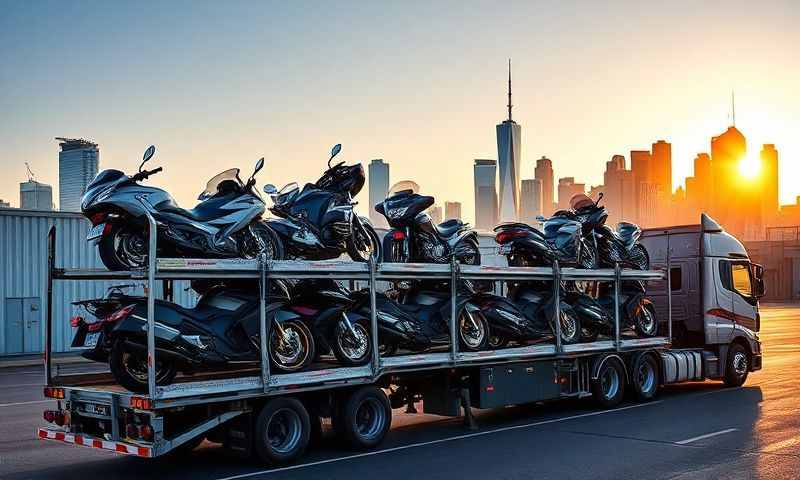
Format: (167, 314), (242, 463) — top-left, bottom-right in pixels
(497, 244), (512, 255)
(84, 331), (101, 348)
(80, 402), (110, 416)
(86, 223), (106, 241)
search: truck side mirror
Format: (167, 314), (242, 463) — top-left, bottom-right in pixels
(751, 263), (766, 298)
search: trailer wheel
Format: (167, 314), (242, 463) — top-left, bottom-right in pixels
(592, 357), (626, 408)
(332, 386), (392, 450)
(254, 397), (310, 465)
(724, 343), (749, 387)
(630, 354), (659, 402)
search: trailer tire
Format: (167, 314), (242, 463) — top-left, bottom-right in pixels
(630, 354), (659, 402)
(332, 386), (392, 450)
(592, 357), (626, 408)
(724, 343), (749, 387)
(254, 397), (310, 465)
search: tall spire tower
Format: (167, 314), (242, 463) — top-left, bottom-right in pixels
(496, 58), (522, 223)
(731, 90), (736, 126)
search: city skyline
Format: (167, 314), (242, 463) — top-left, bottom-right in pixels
(1, 2), (798, 225)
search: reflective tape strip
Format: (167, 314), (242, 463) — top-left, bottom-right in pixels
(36, 428), (151, 457)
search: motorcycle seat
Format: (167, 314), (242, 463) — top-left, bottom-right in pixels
(434, 219), (465, 238)
(157, 195), (241, 222)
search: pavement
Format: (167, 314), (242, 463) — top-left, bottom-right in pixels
(1, 304), (798, 480)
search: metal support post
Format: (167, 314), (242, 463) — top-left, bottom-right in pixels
(259, 253), (271, 392)
(145, 212), (158, 398)
(368, 256), (380, 374)
(614, 263), (622, 352)
(666, 246), (673, 343)
(45, 226), (55, 386)
(552, 259), (562, 354)
(450, 256), (459, 362)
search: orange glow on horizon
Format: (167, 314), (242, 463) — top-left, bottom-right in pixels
(739, 153), (762, 180)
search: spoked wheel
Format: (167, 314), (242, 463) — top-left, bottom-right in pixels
(332, 386), (392, 450)
(269, 320), (315, 373)
(628, 243), (650, 270)
(332, 318), (372, 366)
(254, 397), (310, 465)
(109, 339), (176, 393)
(458, 308), (489, 351)
(592, 357), (626, 408)
(634, 303), (658, 337)
(555, 308), (581, 345)
(99, 224), (148, 271)
(348, 219), (381, 262)
(631, 354), (659, 401)
(242, 223), (284, 261)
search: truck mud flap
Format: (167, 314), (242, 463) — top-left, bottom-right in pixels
(660, 350), (703, 383)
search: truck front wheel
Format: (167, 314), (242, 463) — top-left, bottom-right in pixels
(724, 343), (749, 387)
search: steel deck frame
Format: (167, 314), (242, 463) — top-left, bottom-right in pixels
(44, 212), (672, 410)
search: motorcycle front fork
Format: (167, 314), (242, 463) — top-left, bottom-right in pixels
(340, 312), (359, 338)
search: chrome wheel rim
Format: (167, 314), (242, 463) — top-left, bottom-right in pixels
(459, 311), (485, 349)
(337, 322), (369, 362)
(122, 352), (171, 383)
(639, 307), (656, 335)
(270, 326), (308, 369)
(733, 351), (748, 376)
(115, 230), (147, 268)
(601, 366), (620, 400)
(355, 398), (387, 441)
(266, 408), (302, 454)
(636, 360), (656, 394)
(560, 312), (578, 342)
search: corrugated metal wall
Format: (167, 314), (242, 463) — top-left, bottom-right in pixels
(0, 210), (196, 356)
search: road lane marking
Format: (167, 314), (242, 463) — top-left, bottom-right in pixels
(676, 428), (738, 445)
(216, 401), (662, 480)
(0, 399), (52, 408)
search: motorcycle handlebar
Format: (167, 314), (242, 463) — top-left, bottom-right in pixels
(132, 167), (163, 182)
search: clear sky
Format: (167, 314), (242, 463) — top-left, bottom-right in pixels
(1, 0), (798, 223)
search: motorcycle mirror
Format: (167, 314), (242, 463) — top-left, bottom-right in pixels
(139, 145), (156, 172)
(535, 215), (546, 222)
(253, 157), (264, 177)
(328, 143), (342, 167)
(596, 192), (604, 206)
(263, 184), (277, 195)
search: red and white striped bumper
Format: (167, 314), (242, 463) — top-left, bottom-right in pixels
(37, 427), (152, 457)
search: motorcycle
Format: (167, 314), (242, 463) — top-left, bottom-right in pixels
(376, 181), (480, 266)
(263, 144), (381, 262)
(81, 145), (283, 271)
(70, 283), (314, 393)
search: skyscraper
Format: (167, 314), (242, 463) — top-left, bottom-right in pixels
(368, 159), (390, 227)
(650, 140), (672, 197)
(761, 144), (779, 225)
(534, 156), (554, 216)
(602, 155), (636, 225)
(711, 125), (748, 237)
(20, 180), (53, 210)
(496, 60), (521, 223)
(474, 159), (498, 230)
(444, 201), (462, 221)
(520, 179), (542, 221)
(57, 137), (99, 211)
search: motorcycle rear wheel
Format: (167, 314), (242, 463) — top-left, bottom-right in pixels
(99, 224), (148, 271)
(109, 339), (177, 393)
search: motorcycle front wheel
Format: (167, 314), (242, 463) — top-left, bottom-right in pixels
(634, 303), (658, 337)
(99, 223), (148, 271)
(332, 318), (372, 366)
(347, 220), (381, 262)
(269, 320), (315, 373)
(242, 222), (285, 261)
(458, 309), (489, 351)
(109, 339), (177, 393)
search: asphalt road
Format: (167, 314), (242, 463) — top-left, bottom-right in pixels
(1, 304), (798, 480)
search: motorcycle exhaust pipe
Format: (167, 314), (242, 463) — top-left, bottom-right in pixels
(122, 339), (199, 366)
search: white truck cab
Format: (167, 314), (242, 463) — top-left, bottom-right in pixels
(641, 214), (764, 386)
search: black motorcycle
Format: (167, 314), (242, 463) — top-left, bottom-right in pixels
(70, 283), (315, 393)
(263, 144), (380, 262)
(81, 146), (282, 271)
(376, 181), (480, 265)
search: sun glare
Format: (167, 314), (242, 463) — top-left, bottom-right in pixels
(739, 154), (761, 180)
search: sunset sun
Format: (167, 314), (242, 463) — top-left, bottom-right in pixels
(739, 154), (761, 180)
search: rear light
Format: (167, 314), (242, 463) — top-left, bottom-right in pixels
(43, 410), (65, 426)
(70, 316), (84, 328)
(495, 230), (527, 244)
(105, 305), (135, 324)
(392, 230), (406, 240)
(130, 397), (152, 410)
(43, 410), (56, 423)
(43, 387), (65, 399)
(89, 212), (106, 225)
(138, 424), (154, 441)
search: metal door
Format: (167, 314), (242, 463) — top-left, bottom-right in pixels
(4, 298), (24, 354)
(4, 297), (41, 354)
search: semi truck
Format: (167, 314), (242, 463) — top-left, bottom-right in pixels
(36, 214), (763, 465)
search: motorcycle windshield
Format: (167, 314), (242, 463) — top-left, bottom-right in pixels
(198, 168), (242, 200)
(273, 182), (300, 207)
(387, 180), (420, 196)
(382, 192), (434, 223)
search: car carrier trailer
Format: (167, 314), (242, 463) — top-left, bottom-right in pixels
(36, 213), (762, 465)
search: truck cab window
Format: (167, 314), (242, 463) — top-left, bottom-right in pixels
(719, 260), (733, 291)
(732, 263), (753, 298)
